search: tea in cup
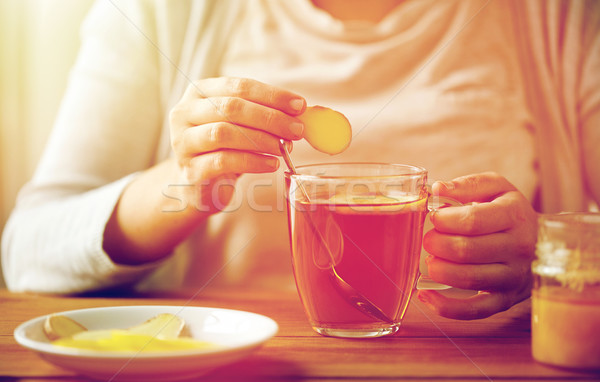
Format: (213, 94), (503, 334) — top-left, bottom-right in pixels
(285, 163), (449, 338)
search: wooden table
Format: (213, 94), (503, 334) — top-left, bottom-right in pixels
(1, 287), (598, 381)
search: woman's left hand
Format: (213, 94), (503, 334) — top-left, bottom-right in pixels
(418, 172), (538, 319)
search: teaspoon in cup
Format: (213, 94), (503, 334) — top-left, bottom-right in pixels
(279, 139), (394, 324)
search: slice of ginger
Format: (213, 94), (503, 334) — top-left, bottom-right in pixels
(127, 312), (185, 339)
(298, 106), (352, 155)
(52, 330), (216, 352)
(43, 314), (87, 341)
(43, 313), (185, 341)
(44, 313), (215, 352)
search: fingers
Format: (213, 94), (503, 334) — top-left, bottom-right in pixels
(179, 122), (283, 157)
(423, 255), (519, 291)
(175, 96), (304, 141)
(175, 77), (306, 141)
(417, 290), (514, 320)
(171, 77), (306, 175)
(423, 230), (515, 264)
(431, 201), (519, 236)
(426, 176), (537, 266)
(170, 77), (306, 186)
(421, 172), (538, 319)
(431, 174), (533, 236)
(185, 150), (280, 182)
(184, 77), (306, 116)
(432, 172), (517, 204)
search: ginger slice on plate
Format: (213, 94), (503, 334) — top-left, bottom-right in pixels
(43, 313), (185, 341)
(45, 313), (212, 352)
(127, 313), (185, 339)
(298, 106), (352, 155)
(53, 331), (214, 352)
(43, 314), (87, 341)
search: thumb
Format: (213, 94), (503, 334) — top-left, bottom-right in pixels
(432, 172), (517, 204)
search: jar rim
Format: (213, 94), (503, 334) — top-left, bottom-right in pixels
(539, 212), (600, 232)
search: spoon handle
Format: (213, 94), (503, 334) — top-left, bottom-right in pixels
(279, 139), (393, 324)
(279, 139), (297, 174)
(279, 140), (311, 202)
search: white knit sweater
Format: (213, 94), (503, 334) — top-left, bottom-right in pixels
(3, 0), (598, 293)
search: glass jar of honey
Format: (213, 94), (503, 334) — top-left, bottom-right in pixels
(531, 213), (600, 369)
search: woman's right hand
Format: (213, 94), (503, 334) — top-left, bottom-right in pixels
(169, 77), (306, 213)
(104, 77), (305, 264)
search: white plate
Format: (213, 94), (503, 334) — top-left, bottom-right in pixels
(14, 305), (278, 381)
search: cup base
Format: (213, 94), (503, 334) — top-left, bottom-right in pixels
(312, 323), (401, 338)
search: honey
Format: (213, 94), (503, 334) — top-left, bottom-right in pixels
(532, 286), (600, 369)
(531, 213), (600, 370)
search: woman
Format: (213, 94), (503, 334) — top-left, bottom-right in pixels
(3, 0), (599, 320)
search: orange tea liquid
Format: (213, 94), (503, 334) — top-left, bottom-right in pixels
(288, 195), (427, 336)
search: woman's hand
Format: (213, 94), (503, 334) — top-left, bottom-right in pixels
(169, 77), (306, 212)
(103, 78), (305, 264)
(418, 172), (538, 319)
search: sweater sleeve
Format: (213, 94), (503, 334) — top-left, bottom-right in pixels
(1, 0), (168, 293)
(1, 174), (166, 293)
(510, 0), (600, 212)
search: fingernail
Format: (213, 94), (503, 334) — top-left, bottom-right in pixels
(289, 122), (304, 137)
(440, 181), (455, 190)
(268, 157), (280, 170)
(289, 98), (305, 112)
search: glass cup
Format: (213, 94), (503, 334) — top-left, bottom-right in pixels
(532, 213), (600, 369)
(284, 163), (452, 338)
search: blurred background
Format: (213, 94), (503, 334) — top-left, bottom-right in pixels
(0, 0), (95, 287)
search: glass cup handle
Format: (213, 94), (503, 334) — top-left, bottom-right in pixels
(416, 185), (463, 291)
